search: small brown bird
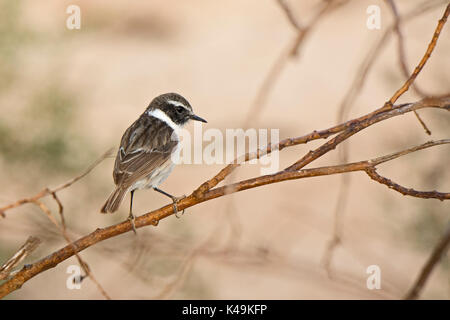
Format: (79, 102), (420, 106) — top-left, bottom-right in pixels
(100, 93), (207, 233)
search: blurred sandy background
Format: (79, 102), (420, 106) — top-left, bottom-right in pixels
(0, 0), (449, 299)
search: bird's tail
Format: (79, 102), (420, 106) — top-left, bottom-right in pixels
(100, 187), (128, 214)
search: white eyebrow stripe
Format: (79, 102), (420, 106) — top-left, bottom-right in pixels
(167, 100), (189, 109)
(147, 108), (179, 131)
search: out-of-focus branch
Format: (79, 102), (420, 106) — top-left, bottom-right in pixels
(385, 0), (428, 98)
(193, 96), (449, 201)
(0, 149), (113, 299)
(387, 4), (449, 106)
(284, 99), (448, 173)
(337, 0), (447, 129)
(385, 0), (432, 134)
(0, 236), (41, 281)
(324, 0), (447, 277)
(32, 199), (111, 300)
(0, 149), (112, 217)
(276, 0), (302, 31)
(287, 3), (449, 172)
(0, 96), (448, 298)
(244, 0), (349, 127)
(404, 222), (450, 299)
(0, 1), (448, 300)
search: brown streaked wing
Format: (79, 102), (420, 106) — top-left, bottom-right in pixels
(113, 115), (178, 187)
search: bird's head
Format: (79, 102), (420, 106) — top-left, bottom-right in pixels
(146, 93), (207, 126)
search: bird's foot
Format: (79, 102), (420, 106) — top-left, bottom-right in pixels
(171, 195), (186, 218)
(127, 213), (137, 235)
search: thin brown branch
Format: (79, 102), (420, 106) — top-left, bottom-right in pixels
(0, 149), (112, 216)
(0, 236), (41, 281)
(285, 98), (449, 172)
(412, 111), (432, 135)
(287, 4), (450, 172)
(324, 0), (446, 276)
(194, 96), (449, 199)
(404, 222), (450, 299)
(387, 3), (450, 106)
(385, 0), (432, 134)
(32, 199), (111, 300)
(365, 167), (449, 200)
(0, 117), (448, 298)
(0, 3), (448, 299)
(208, 139), (450, 200)
(51, 192), (65, 228)
(51, 148), (114, 193)
(289, 0), (349, 57)
(244, 0), (348, 127)
(276, 0), (302, 31)
(385, 0), (428, 98)
(0, 148), (113, 296)
(336, 0), (446, 129)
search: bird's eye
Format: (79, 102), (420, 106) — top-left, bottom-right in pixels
(176, 107), (184, 113)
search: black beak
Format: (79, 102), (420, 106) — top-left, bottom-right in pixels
(190, 114), (207, 123)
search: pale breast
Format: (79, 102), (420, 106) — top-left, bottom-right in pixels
(130, 131), (180, 191)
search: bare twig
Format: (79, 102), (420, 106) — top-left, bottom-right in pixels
(387, 3), (449, 106)
(0, 150), (113, 298)
(276, 0), (302, 31)
(385, 0), (432, 134)
(0, 149), (113, 299)
(324, 0), (447, 277)
(0, 2), (448, 300)
(337, 0), (446, 129)
(32, 199), (111, 300)
(244, 0), (349, 127)
(194, 96), (449, 201)
(0, 236), (41, 281)
(287, 4), (449, 172)
(404, 222), (450, 299)
(365, 167), (449, 200)
(0, 149), (112, 216)
(0, 104), (448, 297)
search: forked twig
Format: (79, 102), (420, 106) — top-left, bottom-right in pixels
(0, 236), (41, 281)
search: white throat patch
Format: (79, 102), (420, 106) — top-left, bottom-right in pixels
(147, 109), (180, 131)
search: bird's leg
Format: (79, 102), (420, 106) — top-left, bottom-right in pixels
(153, 187), (186, 218)
(128, 190), (137, 234)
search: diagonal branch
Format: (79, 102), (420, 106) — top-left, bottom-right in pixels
(365, 167), (449, 200)
(0, 150), (113, 299)
(31, 199), (111, 300)
(286, 4), (450, 172)
(276, 0), (302, 31)
(323, 0), (448, 277)
(0, 149), (112, 217)
(0, 1), (448, 300)
(404, 222), (450, 299)
(0, 236), (41, 281)
(244, 0), (349, 127)
(385, 0), (432, 134)
(387, 3), (449, 106)
(0, 113), (448, 298)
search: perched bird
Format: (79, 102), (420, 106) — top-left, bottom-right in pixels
(100, 93), (207, 233)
